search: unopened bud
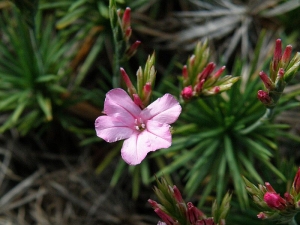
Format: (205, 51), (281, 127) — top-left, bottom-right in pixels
(125, 40), (141, 59)
(120, 67), (137, 97)
(281, 45), (292, 67)
(133, 94), (144, 109)
(187, 202), (206, 224)
(272, 39), (282, 71)
(122, 7), (131, 31)
(182, 65), (188, 80)
(264, 192), (286, 210)
(284, 192), (294, 205)
(197, 62), (215, 81)
(154, 208), (176, 225)
(172, 185), (184, 203)
(259, 71), (274, 90)
(181, 86), (193, 100)
(293, 168), (300, 194)
(257, 212), (268, 219)
(257, 90), (274, 107)
(194, 79), (205, 94)
(265, 182), (276, 193)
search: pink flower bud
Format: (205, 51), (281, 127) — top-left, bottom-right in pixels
(257, 90), (273, 105)
(293, 167), (300, 194)
(264, 192), (286, 210)
(154, 208), (176, 225)
(265, 182), (276, 193)
(172, 185), (184, 203)
(195, 79), (205, 94)
(125, 40), (141, 59)
(120, 67), (137, 96)
(213, 86), (220, 94)
(124, 27), (132, 41)
(122, 7), (131, 31)
(272, 39), (282, 71)
(281, 45), (292, 65)
(212, 66), (226, 80)
(277, 68), (284, 78)
(259, 71), (274, 90)
(257, 212), (268, 219)
(148, 199), (159, 209)
(182, 65), (188, 79)
(187, 202), (205, 224)
(197, 62), (215, 81)
(181, 86), (193, 100)
(284, 192), (294, 205)
(133, 94), (144, 109)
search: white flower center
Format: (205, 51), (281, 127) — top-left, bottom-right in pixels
(134, 118), (146, 131)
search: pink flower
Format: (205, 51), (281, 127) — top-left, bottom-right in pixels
(95, 88), (182, 165)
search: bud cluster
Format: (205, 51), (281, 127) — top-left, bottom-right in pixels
(244, 168), (300, 223)
(120, 53), (156, 108)
(117, 7), (141, 59)
(149, 177), (231, 225)
(257, 39), (300, 108)
(180, 41), (239, 101)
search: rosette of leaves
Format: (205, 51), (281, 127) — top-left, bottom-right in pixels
(0, 3), (101, 135)
(152, 33), (300, 208)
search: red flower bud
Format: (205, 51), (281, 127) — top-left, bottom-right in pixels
(265, 182), (276, 193)
(272, 39), (282, 71)
(257, 90), (273, 106)
(120, 67), (137, 96)
(181, 86), (193, 100)
(259, 71), (274, 90)
(172, 185), (184, 203)
(122, 7), (131, 31)
(257, 212), (268, 219)
(154, 208), (176, 225)
(264, 192), (286, 210)
(187, 202), (205, 224)
(281, 45), (292, 66)
(133, 94), (144, 109)
(197, 62), (215, 81)
(293, 167), (300, 194)
(194, 79), (205, 94)
(125, 40), (141, 59)
(182, 65), (188, 79)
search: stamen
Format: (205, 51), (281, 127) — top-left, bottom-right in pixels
(134, 117), (146, 131)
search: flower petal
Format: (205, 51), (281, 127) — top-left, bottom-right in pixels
(141, 93), (181, 124)
(121, 120), (171, 165)
(95, 116), (134, 143)
(104, 88), (141, 120)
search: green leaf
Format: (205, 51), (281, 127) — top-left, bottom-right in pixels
(36, 92), (52, 121)
(224, 135), (248, 208)
(56, 7), (87, 29)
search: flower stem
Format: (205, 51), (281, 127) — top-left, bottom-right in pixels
(239, 108), (274, 135)
(109, 0), (121, 88)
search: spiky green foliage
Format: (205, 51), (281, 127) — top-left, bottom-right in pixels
(152, 33), (300, 208)
(0, 5), (96, 135)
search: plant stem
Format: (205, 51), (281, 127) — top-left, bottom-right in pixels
(239, 108), (274, 135)
(109, 0), (121, 88)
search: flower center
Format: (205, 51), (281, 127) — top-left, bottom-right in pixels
(135, 118), (146, 131)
